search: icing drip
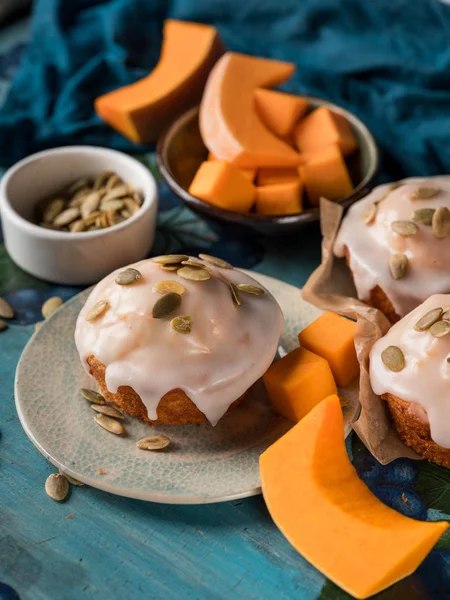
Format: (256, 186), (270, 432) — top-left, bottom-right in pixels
(334, 176), (450, 318)
(75, 258), (284, 425)
(370, 294), (450, 449)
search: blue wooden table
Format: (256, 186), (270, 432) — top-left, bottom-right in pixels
(1, 15), (450, 600)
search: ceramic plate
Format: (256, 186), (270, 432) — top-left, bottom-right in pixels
(15, 271), (359, 504)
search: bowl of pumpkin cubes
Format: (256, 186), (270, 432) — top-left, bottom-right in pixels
(157, 82), (379, 236)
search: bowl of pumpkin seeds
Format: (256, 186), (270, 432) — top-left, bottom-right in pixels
(0, 146), (158, 284)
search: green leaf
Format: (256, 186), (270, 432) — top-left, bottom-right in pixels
(0, 244), (49, 294)
(415, 460), (450, 514)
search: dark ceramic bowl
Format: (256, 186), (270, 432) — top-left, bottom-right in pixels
(157, 98), (379, 237)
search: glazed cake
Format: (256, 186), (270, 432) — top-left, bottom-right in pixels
(370, 294), (450, 468)
(75, 254), (284, 426)
(334, 177), (450, 322)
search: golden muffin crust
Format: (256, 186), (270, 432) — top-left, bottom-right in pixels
(383, 393), (450, 469)
(86, 355), (245, 425)
(343, 245), (401, 324)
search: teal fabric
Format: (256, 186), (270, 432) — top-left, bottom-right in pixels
(1, 0), (450, 180)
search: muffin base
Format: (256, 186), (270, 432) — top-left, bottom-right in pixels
(343, 246), (401, 323)
(383, 393), (450, 469)
(86, 355), (245, 426)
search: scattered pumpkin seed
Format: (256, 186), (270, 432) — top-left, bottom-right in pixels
(136, 436), (171, 451)
(153, 255), (189, 265)
(0, 297), (14, 319)
(181, 259), (204, 268)
(170, 315), (191, 334)
(53, 207), (81, 227)
(153, 280), (186, 295)
(94, 414), (125, 435)
(162, 264), (182, 271)
(411, 208), (435, 226)
(34, 321), (43, 332)
(442, 309), (450, 321)
(362, 203), (377, 225)
(381, 346), (405, 372)
(91, 404), (125, 419)
(198, 254), (233, 269)
(70, 219), (87, 232)
(0, 319), (8, 332)
(432, 206), (450, 239)
(42, 296), (63, 319)
(411, 185), (440, 200)
(230, 283), (242, 306)
(45, 473), (69, 502)
(43, 198), (65, 223)
(152, 292), (182, 319)
(389, 253), (408, 280)
(430, 320), (450, 338)
(391, 220), (418, 236)
(414, 308), (443, 332)
(235, 283), (265, 295)
(177, 266), (211, 281)
(115, 268), (142, 286)
(86, 300), (109, 321)
(59, 469), (84, 486)
(80, 388), (106, 404)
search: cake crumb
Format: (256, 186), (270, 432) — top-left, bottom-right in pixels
(65, 513), (74, 519)
(97, 468), (106, 475)
(401, 493), (408, 503)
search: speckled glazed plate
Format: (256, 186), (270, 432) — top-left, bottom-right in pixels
(15, 271), (359, 504)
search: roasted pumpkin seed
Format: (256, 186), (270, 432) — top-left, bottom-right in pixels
(45, 473), (69, 501)
(68, 178), (91, 196)
(198, 254), (233, 269)
(80, 388), (106, 404)
(94, 414), (125, 435)
(43, 198), (65, 223)
(0, 319), (7, 332)
(414, 308), (443, 332)
(59, 469), (84, 486)
(81, 191), (102, 219)
(432, 206), (450, 239)
(170, 315), (191, 334)
(101, 199), (124, 213)
(0, 297), (14, 319)
(86, 300), (109, 321)
(101, 184), (131, 203)
(152, 292), (182, 319)
(235, 283), (265, 295)
(411, 185), (440, 200)
(53, 207), (81, 227)
(34, 321), (43, 332)
(430, 320), (450, 338)
(181, 259), (204, 268)
(136, 436), (171, 451)
(153, 280), (186, 295)
(230, 283), (241, 306)
(70, 219), (87, 232)
(362, 203), (377, 225)
(177, 266), (211, 281)
(42, 296), (63, 319)
(381, 346), (405, 372)
(442, 309), (450, 321)
(153, 255), (189, 265)
(123, 198), (140, 215)
(391, 220), (418, 236)
(105, 173), (123, 189)
(389, 253), (408, 280)
(115, 268), (142, 286)
(93, 170), (114, 191)
(91, 404), (125, 419)
(411, 208), (435, 226)
(162, 263), (182, 271)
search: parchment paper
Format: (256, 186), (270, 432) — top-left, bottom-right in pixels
(302, 198), (420, 464)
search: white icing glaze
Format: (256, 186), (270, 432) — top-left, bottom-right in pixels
(370, 294), (450, 449)
(334, 176), (450, 317)
(75, 257), (284, 426)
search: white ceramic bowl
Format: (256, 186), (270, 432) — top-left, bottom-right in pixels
(0, 146), (158, 285)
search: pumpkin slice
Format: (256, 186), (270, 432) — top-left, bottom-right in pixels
(260, 395), (448, 599)
(199, 52), (301, 168)
(95, 20), (223, 143)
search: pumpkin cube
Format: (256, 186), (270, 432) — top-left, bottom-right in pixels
(254, 89), (309, 138)
(208, 153), (256, 181)
(263, 347), (337, 421)
(298, 312), (359, 388)
(189, 160), (256, 212)
(255, 181), (303, 215)
(299, 144), (353, 206)
(293, 106), (358, 157)
(256, 167), (300, 186)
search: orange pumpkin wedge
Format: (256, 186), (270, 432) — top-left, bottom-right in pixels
(95, 20), (223, 143)
(200, 52), (301, 168)
(260, 395), (448, 599)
